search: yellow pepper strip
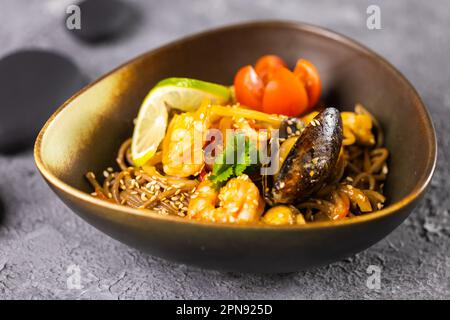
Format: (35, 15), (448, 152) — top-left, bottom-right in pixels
(211, 105), (284, 126)
(300, 111), (319, 124)
(340, 185), (373, 212)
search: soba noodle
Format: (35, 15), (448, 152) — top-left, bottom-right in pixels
(86, 104), (388, 223)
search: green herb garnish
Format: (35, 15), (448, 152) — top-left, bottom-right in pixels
(209, 133), (258, 189)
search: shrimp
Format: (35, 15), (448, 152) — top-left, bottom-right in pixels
(162, 103), (211, 177)
(188, 174), (265, 224)
(341, 112), (375, 146)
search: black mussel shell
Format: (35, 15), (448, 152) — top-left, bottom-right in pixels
(269, 108), (343, 204)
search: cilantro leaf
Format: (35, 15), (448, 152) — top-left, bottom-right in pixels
(208, 133), (258, 189)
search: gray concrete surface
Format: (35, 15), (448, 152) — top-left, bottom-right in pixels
(0, 0), (449, 299)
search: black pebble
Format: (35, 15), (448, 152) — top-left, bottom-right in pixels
(0, 50), (86, 153)
(67, 0), (138, 43)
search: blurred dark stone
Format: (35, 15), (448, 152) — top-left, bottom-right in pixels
(67, 0), (139, 43)
(0, 50), (86, 153)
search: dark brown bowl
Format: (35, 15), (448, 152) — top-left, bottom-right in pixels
(34, 21), (437, 273)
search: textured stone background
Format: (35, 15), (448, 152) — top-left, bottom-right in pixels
(0, 0), (449, 299)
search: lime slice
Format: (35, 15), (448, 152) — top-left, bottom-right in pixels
(131, 78), (230, 167)
(150, 78), (231, 111)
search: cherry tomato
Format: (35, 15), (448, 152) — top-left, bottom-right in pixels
(255, 55), (287, 83)
(293, 59), (322, 108)
(233, 65), (264, 110)
(262, 67), (309, 116)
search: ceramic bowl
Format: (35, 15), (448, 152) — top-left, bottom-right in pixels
(35, 21), (436, 272)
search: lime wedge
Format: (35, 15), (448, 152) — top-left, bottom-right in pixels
(131, 78), (230, 167)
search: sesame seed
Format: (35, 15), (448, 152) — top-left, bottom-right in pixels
(103, 171), (110, 178)
(279, 182), (285, 188)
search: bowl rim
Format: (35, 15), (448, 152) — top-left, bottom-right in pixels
(34, 20), (437, 230)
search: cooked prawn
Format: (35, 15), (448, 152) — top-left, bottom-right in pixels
(188, 174), (265, 223)
(341, 112), (375, 146)
(162, 103), (211, 177)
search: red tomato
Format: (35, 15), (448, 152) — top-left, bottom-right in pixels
(254, 55), (286, 83)
(233, 65), (265, 110)
(262, 67), (309, 116)
(293, 59), (322, 108)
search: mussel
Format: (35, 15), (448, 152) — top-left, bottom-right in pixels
(269, 108), (343, 204)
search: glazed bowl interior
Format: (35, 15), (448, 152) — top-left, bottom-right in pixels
(35, 21), (436, 272)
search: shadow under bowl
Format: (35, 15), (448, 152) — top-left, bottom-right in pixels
(34, 21), (436, 273)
